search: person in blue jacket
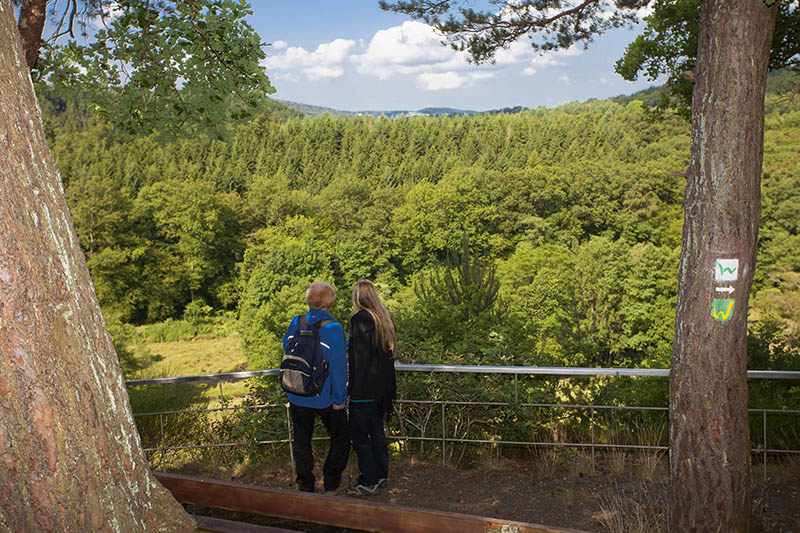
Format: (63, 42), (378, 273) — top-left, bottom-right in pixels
(282, 281), (349, 493)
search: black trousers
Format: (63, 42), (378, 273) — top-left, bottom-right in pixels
(348, 400), (389, 486)
(289, 404), (350, 492)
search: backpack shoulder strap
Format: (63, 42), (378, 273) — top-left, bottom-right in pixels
(295, 314), (312, 334)
(312, 319), (334, 330)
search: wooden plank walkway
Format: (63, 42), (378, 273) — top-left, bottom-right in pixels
(156, 472), (588, 533)
(194, 514), (302, 533)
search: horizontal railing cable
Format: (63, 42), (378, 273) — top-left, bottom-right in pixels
(126, 364), (800, 386)
(127, 364), (800, 480)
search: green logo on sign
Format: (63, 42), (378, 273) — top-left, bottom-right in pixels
(712, 299), (735, 322)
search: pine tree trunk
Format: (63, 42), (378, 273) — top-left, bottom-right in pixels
(0, 1), (195, 530)
(669, 0), (776, 530)
(16, 0), (46, 70)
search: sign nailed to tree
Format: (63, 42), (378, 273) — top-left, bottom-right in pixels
(712, 259), (739, 322)
(712, 298), (736, 322)
(715, 259), (739, 281)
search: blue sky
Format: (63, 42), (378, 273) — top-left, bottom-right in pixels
(248, 2), (661, 112)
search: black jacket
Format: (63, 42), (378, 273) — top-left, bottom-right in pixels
(348, 310), (397, 417)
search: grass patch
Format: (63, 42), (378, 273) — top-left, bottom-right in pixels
(129, 332), (251, 403)
(596, 482), (668, 533)
(140, 333), (246, 377)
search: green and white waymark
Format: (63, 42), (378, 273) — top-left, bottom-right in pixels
(712, 299), (735, 322)
(715, 259), (739, 281)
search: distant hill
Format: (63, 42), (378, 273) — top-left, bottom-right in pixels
(277, 89), (672, 119)
(276, 100), (356, 117)
(608, 70), (797, 108)
(609, 85), (665, 107)
(417, 107), (479, 117)
(278, 100), (482, 118)
(281, 76), (800, 118)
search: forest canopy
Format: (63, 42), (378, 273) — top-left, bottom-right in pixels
(42, 79), (800, 374)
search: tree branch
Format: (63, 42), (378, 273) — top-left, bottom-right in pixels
(185, 7), (259, 93)
(467, 0), (601, 35)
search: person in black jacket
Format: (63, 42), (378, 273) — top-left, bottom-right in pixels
(345, 279), (397, 496)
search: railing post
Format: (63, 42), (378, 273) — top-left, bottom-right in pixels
(514, 373), (519, 406)
(590, 407), (595, 474)
(219, 383), (225, 407)
(441, 402), (446, 467)
(159, 413), (166, 472)
(286, 403), (296, 481)
(763, 410), (767, 483)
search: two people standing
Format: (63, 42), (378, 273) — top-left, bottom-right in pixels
(281, 280), (396, 495)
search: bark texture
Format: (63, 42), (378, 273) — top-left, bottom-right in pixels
(16, 0), (46, 71)
(0, 1), (195, 531)
(669, 0), (776, 531)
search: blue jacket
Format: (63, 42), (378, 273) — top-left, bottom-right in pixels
(282, 309), (347, 408)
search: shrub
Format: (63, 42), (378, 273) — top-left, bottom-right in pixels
(137, 311), (239, 343)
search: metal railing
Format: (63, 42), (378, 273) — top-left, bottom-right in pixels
(126, 365), (800, 480)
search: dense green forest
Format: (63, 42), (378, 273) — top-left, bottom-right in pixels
(42, 86), (800, 376)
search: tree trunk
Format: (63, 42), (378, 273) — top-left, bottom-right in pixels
(16, 0), (46, 71)
(0, 1), (195, 531)
(669, 0), (776, 531)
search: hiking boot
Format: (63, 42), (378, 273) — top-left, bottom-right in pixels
(345, 482), (379, 496)
(377, 478), (388, 488)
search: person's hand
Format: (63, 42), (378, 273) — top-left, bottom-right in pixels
(332, 403), (346, 410)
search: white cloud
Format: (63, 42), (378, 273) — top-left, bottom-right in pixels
(353, 20), (583, 91)
(305, 65), (346, 81)
(493, 39), (537, 66)
(417, 71), (494, 91)
(559, 75), (570, 85)
(417, 72), (465, 90)
(498, 1), (645, 25)
(636, 2), (656, 18)
(352, 21), (469, 80)
(522, 56), (558, 76)
(265, 38), (356, 81)
(273, 72), (300, 83)
(499, 1), (654, 40)
(575, 1), (654, 22)
(264, 20), (585, 92)
(522, 46), (582, 76)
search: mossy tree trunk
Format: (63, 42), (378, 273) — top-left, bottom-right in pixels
(0, 1), (194, 530)
(669, 0), (776, 531)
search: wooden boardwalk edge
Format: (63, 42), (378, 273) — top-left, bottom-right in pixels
(193, 514), (303, 533)
(156, 472), (588, 533)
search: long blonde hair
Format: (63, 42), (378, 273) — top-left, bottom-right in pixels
(352, 279), (395, 354)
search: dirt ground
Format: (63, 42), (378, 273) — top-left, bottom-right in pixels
(187, 456), (800, 532)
